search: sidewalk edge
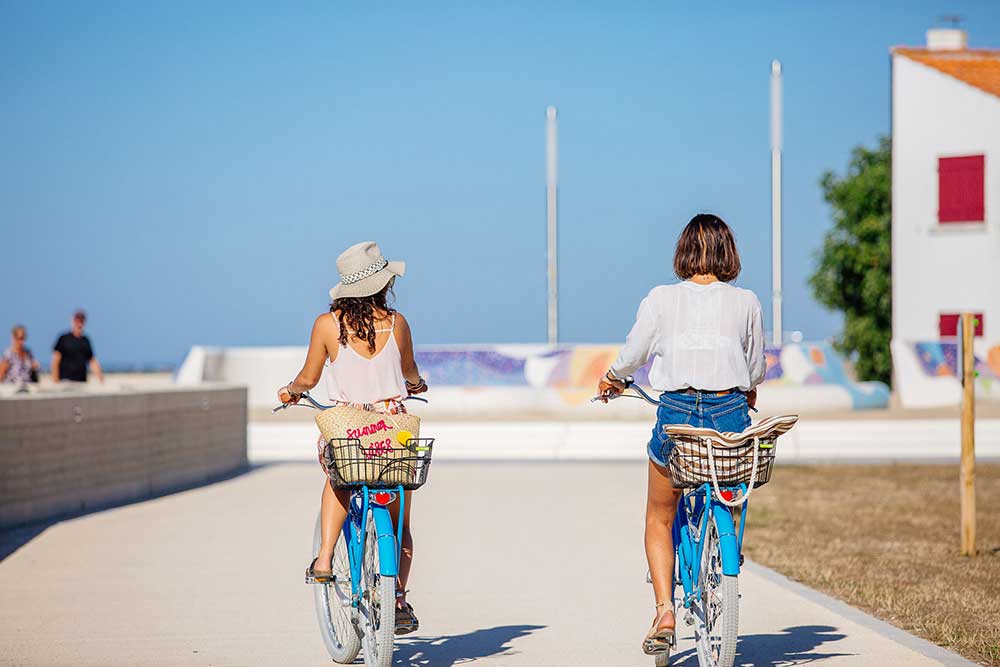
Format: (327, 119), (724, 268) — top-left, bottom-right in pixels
(744, 560), (980, 666)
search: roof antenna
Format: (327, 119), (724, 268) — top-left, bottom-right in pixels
(937, 14), (963, 28)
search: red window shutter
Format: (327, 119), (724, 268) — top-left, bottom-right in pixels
(939, 313), (984, 337)
(938, 155), (985, 223)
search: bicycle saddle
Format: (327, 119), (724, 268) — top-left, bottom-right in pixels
(663, 414), (799, 447)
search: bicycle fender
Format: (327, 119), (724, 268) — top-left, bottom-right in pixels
(675, 522), (696, 598)
(370, 506), (399, 577)
(711, 503), (741, 576)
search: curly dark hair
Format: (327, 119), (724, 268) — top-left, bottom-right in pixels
(331, 283), (396, 353)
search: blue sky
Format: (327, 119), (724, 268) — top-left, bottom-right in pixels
(3, 1), (1000, 368)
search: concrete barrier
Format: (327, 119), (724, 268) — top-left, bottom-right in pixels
(178, 341), (890, 413)
(0, 385), (247, 529)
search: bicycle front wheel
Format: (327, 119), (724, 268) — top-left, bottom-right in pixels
(312, 513), (361, 663)
(360, 509), (396, 667)
(693, 515), (738, 667)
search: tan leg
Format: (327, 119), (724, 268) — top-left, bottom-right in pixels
(316, 479), (350, 571)
(645, 459), (682, 631)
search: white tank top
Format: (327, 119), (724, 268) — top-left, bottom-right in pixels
(325, 312), (408, 404)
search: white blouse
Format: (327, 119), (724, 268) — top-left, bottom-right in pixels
(610, 281), (767, 392)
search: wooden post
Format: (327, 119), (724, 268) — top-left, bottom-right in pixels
(960, 312), (977, 557)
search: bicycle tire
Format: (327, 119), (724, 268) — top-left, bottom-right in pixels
(693, 516), (738, 667)
(360, 509), (396, 667)
(312, 513), (361, 663)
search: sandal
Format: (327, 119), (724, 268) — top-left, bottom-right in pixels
(305, 557), (334, 584)
(642, 602), (676, 655)
(394, 590), (419, 635)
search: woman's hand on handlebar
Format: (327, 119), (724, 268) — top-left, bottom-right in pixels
(406, 377), (428, 395)
(277, 385), (301, 405)
(596, 376), (626, 403)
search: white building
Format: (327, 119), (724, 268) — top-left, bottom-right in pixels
(892, 28), (1000, 343)
(891, 29), (1000, 405)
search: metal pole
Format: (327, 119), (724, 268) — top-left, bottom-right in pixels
(770, 60), (783, 347)
(546, 106), (559, 345)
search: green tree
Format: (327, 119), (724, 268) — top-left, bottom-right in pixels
(809, 135), (892, 385)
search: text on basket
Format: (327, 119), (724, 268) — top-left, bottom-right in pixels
(346, 419), (391, 440)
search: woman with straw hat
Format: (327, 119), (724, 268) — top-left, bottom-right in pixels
(278, 241), (428, 634)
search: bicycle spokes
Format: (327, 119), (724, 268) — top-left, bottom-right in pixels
(692, 516), (739, 667)
(359, 508), (396, 667)
(311, 517), (361, 663)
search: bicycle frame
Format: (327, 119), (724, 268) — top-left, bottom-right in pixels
(592, 383), (753, 611)
(673, 482), (748, 610)
(597, 383), (794, 666)
(273, 391), (425, 608)
(343, 485), (406, 606)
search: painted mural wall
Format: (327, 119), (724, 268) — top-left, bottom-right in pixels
(891, 338), (1000, 408)
(178, 342), (891, 411)
(414, 342), (889, 410)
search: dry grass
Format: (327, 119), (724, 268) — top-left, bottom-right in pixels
(744, 464), (1000, 666)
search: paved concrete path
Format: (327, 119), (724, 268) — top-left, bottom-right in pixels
(0, 463), (969, 666)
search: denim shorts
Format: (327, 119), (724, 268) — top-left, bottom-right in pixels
(648, 391), (751, 468)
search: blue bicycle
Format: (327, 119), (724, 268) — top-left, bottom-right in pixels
(273, 392), (434, 667)
(599, 384), (796, 667)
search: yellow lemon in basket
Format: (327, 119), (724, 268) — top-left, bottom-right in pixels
(397, 430), (414, 446)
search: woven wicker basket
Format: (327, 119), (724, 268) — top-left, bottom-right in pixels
(315, 405), (421, 486)
(667, 433), (776, 488)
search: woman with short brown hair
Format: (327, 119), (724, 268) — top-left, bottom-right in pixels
(597, 213), (766, 655)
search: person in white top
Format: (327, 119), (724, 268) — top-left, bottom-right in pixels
(597, 214), (767, 655)
(278, 241), (427, 634)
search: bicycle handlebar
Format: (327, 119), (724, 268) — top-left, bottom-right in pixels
(591, 382), (669, 408)
(272, 391), (428, 414)
(592, 381), (757, 412)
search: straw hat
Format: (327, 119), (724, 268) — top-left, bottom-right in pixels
(329, 241), (406, 300)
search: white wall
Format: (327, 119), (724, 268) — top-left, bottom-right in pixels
(177, 345), (860, 413)
(891, 55), (1000, 342)
(177, 345), (308, 408)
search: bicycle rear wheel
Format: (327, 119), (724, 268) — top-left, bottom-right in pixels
(312, 513), (361, 663)
(693, 515), (738, 667)
(360, 509), (396, 667)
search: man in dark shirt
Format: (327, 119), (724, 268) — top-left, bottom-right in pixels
(52, 310), (104, 383)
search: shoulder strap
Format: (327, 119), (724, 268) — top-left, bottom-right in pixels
(331, 312), (353, 347)
(370, 312), (395, 334)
